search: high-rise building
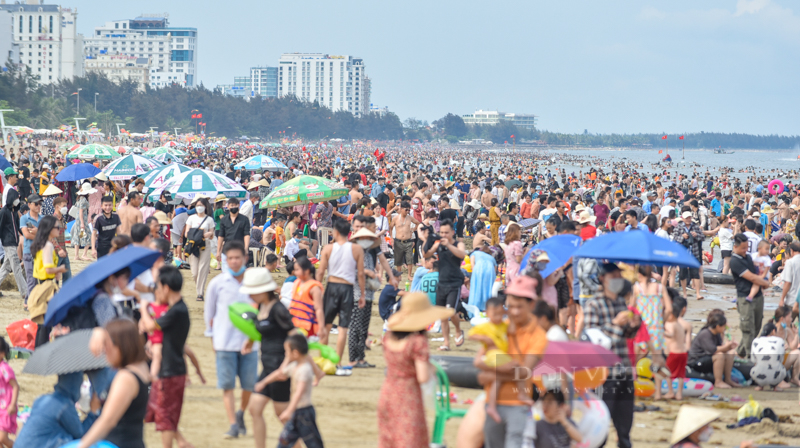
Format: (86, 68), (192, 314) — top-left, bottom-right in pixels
(461, 110), (538, 130)
(0, 9), (21, 66)
(85, 54), (149, 90)
(83, 15), (197, 88)
(217, 66), (278, 99)
(277, 53), (368, 118)
(0, 0), (84, 83)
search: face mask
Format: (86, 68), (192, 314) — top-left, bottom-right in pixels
(228, 264), (247, 277)
(356, 239), (373, 250)
(606, 277), (626, 295)
(196, 206), (206, 214)
(229, 207), (239, 215)
(698, 426), (713, 442)
(60, 206), (68, 215)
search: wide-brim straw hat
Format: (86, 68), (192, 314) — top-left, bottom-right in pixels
(257, 178), (270, 188)
(247, 181), (260, 191)
(578, 210), (596, 224)
(670, 405), (720, 444)
(190, 194), (210, 205)
(95, 172), (108, 181)
(42, 184), (63, 196)
(468, 199), (480, 209)
(239, 267), (278, 295)
(76, 182), (97, 196)
(349, 228), (378, 241)
(214, 193), (227, 203)
(387, 292), (454, 332)
(153, 211), (171, 225)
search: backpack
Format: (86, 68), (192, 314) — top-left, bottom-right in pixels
(183, 216), (210, 258)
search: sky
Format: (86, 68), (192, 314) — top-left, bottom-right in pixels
(66, 0), (799, 135)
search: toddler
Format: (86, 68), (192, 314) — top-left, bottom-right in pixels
(522, 389), (582, 448)
(663, 296), (692, 400)
(0, 337), (18, 448)
(748, 240), (772, 302)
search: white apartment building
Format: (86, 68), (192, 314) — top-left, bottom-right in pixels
(277, 53), (369, 118)
(85, 54), (149, 90)
(0, 0), (84, 83)
(83, 15), (197, 88)
(0, 9), (21, 65)
(461, 110), (538, 130)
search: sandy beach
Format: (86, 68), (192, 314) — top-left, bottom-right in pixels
(2, 253), (800, 448)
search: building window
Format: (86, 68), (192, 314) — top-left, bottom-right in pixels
(29, 16), (32, 33)
(19, 16), (22, 33)
(49, 16), (52, 33)
(38, 15), (42, 33)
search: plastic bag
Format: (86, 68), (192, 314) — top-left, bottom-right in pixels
(6, 319), (38, 351)
(737, 395), (763, 421)
(313, 356), (336, 375)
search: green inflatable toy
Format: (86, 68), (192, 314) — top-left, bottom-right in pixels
(309, 341), (340, 364)
(229, 303), (261, 341)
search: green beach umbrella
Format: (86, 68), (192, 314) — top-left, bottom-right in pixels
(149, 168), (246, 201)
(68, 143), (119, 160)
(146, 146), (188, 157)
(259, 175), (348, 209)
(99, 154), (163, 180)
(141, 163), (193, 192)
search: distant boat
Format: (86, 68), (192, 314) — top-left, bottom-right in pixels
(663, 154), (672, 162)
(714, 148), (734, 154)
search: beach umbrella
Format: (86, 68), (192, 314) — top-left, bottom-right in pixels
(45, 247), (161, 326)
(148, 168), (246, 202)
(540, 341), (621, 374)
(151, 152), (183, 164)
(505, 179), (523, 189)
(141, 163), (192, 192)
(22, 329), (108, 375)
(99, 154), (163, 180)
(163, 141), (179, 147)
(0, 155), (11, 171)
(259, 175), (348, 209)
(59, 143), (82, 153)
(234, 155), (289, 172)
(573, 230), (701, 268)
(146, 146), (187, 157)
(131, 147), (144, 154)
(67, 143), (119, 160)
(55, 163), (101, 181)
(519, 234), (582, 278)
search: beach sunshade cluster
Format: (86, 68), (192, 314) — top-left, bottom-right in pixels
(259, 175), (348, 209)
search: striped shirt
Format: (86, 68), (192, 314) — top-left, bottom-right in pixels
(584, 293), (639, 376)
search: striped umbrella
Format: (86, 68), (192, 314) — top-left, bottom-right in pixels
(152, 152), (183, 164)
(100, 154), (163, 180)
(22, 329), (108, 375)
(234, 155), (288, 172)
(146, 146), (188, 157)
(141, 162), (192, 192)
(67, 143), (120, 160)
(149, 168), (246, 201)
(259, 175), (348, 209)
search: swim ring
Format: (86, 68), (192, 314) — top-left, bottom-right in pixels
(768, 179), (784, 195)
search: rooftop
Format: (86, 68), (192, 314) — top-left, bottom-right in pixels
(0, 4), (60, 12)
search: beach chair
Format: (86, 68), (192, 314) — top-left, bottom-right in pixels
(431, 361), (468, 445)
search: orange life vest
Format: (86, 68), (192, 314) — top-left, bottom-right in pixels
(289, 278), (323, 336)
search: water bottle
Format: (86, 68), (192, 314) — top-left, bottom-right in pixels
(405, 281), (410, 292)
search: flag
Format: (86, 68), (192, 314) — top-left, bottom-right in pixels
(71, 92), (78, 95)
(679, 135), (684, 140)
(303, 146), (307, 152)
(197, 113), (202, 119)
(662, 135), (667, 140)
(373, 148), (380, 157)
(658, 150), (663, 154)
(510, 134), (515, 139)
(191, 114), (197, 119)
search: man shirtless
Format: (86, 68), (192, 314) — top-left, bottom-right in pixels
(412, 183), (427, 222)
(348, 184), (363, 214)
(390, 201), (421, 282)
(480, 185), (495, 212)
(117, 191), (143, 236)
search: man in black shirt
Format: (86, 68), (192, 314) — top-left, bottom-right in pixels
(424, 219), (465, 351)
(154, 191), (173, 215)
(139, 265), (191, 446)
(438, 196), (458, 223)
(729, 233), (770, 359)
(92, 196), (121, 258)
(217, 197), (251, 270)
(17, 158), (31, 200)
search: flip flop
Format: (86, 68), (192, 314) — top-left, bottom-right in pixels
(353, 361), (375, 368)
(438, 346), (451, 351)
(455, 331), (465, 347)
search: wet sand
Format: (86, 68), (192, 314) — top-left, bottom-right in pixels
(2, 254), (800, 447)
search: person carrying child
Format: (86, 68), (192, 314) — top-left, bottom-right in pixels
(664, 295), (692, 400)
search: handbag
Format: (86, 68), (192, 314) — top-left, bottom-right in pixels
(68, 205), (80, 219)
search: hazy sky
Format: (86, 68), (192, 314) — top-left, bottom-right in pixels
(68, 0), (799, 134)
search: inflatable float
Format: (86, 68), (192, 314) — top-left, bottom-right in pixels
(703, 271), (735, 285)
(768, 179), (785, 195)
(659, 378), (714, 396)
(229, 302), (260, 341)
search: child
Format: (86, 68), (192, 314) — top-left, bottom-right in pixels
(663, 295), (691, 400)
(279, 261), (297, 308)
(523, 389), (582, 448)
(468, 297), (527, 423)
(265, 253), (279, 272)
(0, 337), (18, 447)
(419, 257), (439, 305)
(255, 334), (324, 448)
(146, 298), (170, 380)
(748, 239), (772, 302)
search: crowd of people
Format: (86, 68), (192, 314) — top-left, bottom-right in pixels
(0, 136), (793, 447)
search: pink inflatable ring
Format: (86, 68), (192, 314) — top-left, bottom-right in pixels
(768, 179), (784, 195)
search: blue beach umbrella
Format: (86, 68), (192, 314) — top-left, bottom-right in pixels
(572, 231), (700, 268)
(55, 163), (101, 181)
(519, 234), (582, 278)
(44, 247), (161, 326)
(0, 156), (10, 171)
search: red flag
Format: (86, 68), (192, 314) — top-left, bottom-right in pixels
(197, 113), (203, 119)
(71, 92), (78, 95)
(679, 135), (684, 140)
(303, 146), (307, 152)
(510, 134), (515, 139)
(191, 114), (197, 119)
(658, 150), (663, 154)
(373, 148), (380, 157)
(662, 135), (667, 140)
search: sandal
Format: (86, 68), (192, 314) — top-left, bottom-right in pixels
(353, 361), (375, 368)
(438, 345), (451, 351)
(196, 295), (204, 302)
(455, 331), (465, 347)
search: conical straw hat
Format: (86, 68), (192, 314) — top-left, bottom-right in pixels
(670, 405), (721, 444)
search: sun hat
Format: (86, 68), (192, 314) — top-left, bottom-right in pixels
(42, 184), (63, 196)
(76, 182), (97, 196)
(505, 275), (539, 300)
(239, 267), (279, 295)
(94, 172), (108, 181)
(577, 210), (596, 224)
(190, 194), (210, 205)
(762, 205), (775, 214)
(257, 178), (270, 188)
(387, 292), (454, 332)
(477, 213), (489, 220)
(670, 405), (720, 444)
(681, 211), (693, 219)
(468, 199), (480, 209)
(574, 204), (586, 212)
(152, 211), (171, 225)
(349, 228), (378, 241)
(247, 181), (260, 191)
(213, 194), (227, 203)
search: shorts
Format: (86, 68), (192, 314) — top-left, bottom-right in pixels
(323, 282), (354, 328)
(721, 250), (732, 258)
(436, 282), (461, 309)
(171, 231), (182, 247)
(145, 375), (186, 431)
(666, 352), (688, 379)
(97, 244), (111, 259)
(394, 239), (414, 266)
(278, 406), (324, 448)
(679, 267), (700, 281)
(689, 355), (714, 374)
(215, 351), (258, 391)
(257, 362), (291, 402)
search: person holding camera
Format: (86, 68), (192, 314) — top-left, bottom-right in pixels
(423, 219), (466, 351)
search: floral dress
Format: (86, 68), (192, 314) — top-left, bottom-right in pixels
(377, 333), (429, 448)
(635, 282), (665, 351)
(41, 196), (55, 217)
(71, 196), (91, 248)
(0, 360), (17, 434)
(504, 240), (523, 286)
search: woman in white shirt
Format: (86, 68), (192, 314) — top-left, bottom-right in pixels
(184, 197), (216, 301)
(718, 217), (735, 274)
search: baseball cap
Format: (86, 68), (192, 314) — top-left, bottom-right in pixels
(27, 194), (42, 204)
(681, 211), (693, 219)
(3, 167), (17, 177)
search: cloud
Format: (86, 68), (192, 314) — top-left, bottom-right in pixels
(735, 0), (770, 16)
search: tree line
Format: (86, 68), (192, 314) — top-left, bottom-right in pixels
(0, 64), (404, 140)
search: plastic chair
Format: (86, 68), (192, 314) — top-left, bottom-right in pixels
(431, 361), (468, 444)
